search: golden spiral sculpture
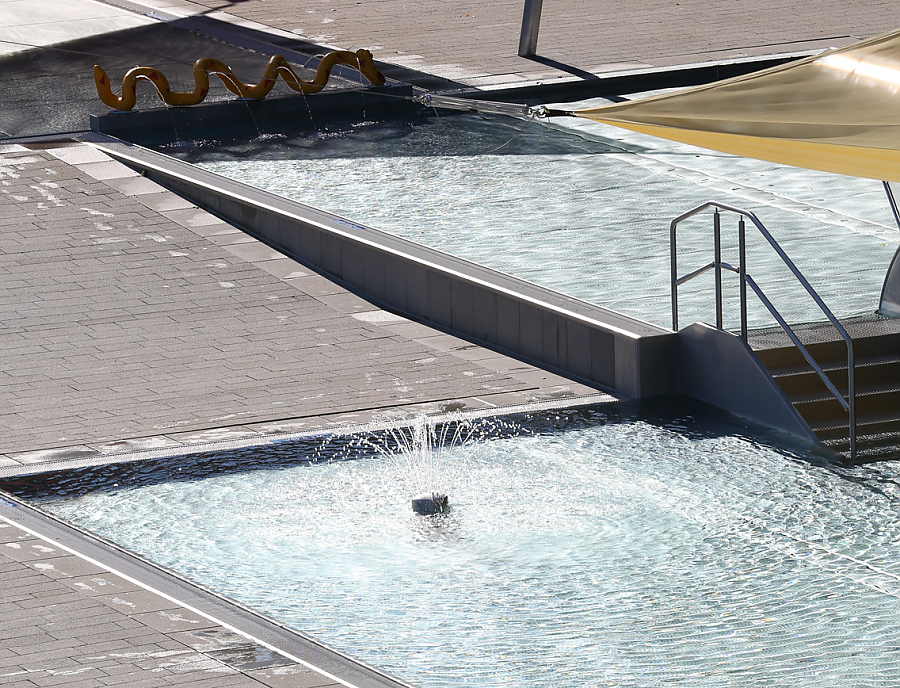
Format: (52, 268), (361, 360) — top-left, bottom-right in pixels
(94, 49), (386, 111)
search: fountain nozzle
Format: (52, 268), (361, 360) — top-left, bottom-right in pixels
(411, 492), (449, 515)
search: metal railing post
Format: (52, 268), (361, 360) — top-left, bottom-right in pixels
(671, 219), (679, 331)
(739, 217), (748, 342)
(848, 345), (856, 459)
(518, 0), (544, 57)
(884, 181), (900, 232)
(714, 209), (723, 329)
(668, 200), (858, 460)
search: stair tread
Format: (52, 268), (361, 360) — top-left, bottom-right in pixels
(788, 382), (900, 404)
(809, 413), (900, 433)
(821, 436), (900, 458)
(769, 354), (900, 378)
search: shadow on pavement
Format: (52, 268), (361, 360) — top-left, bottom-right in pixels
(0, 19), (331, 139)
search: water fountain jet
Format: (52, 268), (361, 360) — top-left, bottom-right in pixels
(353, 413), (509, 515)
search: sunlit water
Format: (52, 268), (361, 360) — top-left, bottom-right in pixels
(12, 402), (900, 687)
(165, 99), (900, 330)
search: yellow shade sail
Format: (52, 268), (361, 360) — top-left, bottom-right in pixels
(575, 29), (900, 182)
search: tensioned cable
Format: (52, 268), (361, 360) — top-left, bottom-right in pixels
(428, 103), (539, 155)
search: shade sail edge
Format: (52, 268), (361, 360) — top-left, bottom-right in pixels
(571, 29), (900, 182)
(576, 115), (900, 183)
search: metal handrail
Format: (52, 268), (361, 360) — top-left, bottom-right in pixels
(670, 201), (857, 458)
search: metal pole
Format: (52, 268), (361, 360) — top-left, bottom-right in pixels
(847, 342), (856, 460)
(884, 181), (900, 231)
(671, 220), (679, 331)
(714, 209), (723, 330)
(739, 217), (748, 342)
(518, 0), (544, 57)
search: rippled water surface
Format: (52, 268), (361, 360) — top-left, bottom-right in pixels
(165, 101), (900, 330)
(13, 403), (900, 687)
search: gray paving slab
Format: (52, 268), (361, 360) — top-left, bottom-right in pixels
(0, 520), (321, 688)
(0, 143), (609, 463)
(159, 0), (898, 91)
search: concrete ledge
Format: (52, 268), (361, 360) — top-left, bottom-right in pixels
(463, 51), (820, 104)
(87, 135), (677, 398)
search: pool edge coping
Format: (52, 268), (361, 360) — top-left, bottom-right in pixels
(0, 492), (415, 688)
(0, 393), (617, 480)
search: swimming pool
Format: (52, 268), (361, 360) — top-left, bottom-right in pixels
(10, 402), (900, 687)
(165, 100), (900, 331)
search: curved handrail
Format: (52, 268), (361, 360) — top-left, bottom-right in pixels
(671, 201), (857, 458)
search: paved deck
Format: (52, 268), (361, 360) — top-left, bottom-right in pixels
(0, 518), (344, 688)
(0, 141), (604, 468)
(131, 0), (899, 90)
(3, 0), (894, 685)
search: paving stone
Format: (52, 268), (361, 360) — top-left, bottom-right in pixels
(130, 608), (219, 634)
(46, 147), (111, 165)
(221, 242), (285, 263)
(182, 221), (243, 238)
(8, 447), (102, 465)
(161, 208), (224, 228)
(1, 540), (66, 562)
(253, 258), (312, 280)
(245, 664), (342, 688)
(0, 524), (33, 544)
(129, 649), (235, 673)
(284, 274), (345, 296)
(94, 590), (181, 615)
(204, 232), (258, 245)
(91, 436), (184, 455)
(205, 646), (295, 672)
(57, 572), (143, 597)
(134, 191), (196, 212)
(101, 177), (167, 196)
(76, 161), (141, 181)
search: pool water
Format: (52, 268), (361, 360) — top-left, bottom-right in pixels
(166, 100), (900, 331)
(12, 402), (900, 687)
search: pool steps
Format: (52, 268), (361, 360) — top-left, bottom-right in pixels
(756, 328), (900, 460)
(675, 320), (900, 461)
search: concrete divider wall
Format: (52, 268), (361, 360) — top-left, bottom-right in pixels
(93, 138), (678, 398)
(91, 85), (415, 145)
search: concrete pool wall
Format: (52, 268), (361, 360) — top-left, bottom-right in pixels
(92, 135), (680, 399)
(81, 133), (815, 443)
(91, 84), (415, 145)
